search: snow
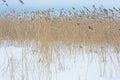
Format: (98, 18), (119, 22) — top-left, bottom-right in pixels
(0, 43), (120, 80)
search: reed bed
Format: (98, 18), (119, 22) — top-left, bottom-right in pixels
(0, 6), (120, 80)
(0, 7), (120, 49)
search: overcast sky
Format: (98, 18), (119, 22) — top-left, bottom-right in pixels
(0, 0), (120, 12)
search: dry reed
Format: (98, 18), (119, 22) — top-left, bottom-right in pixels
(0, 7), (120, 50)
(0, 7), (120, 78)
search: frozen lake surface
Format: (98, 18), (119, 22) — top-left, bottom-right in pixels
(0, 42), (120, 80)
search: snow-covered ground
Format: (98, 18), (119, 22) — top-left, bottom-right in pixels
(0, 42), (120, 80)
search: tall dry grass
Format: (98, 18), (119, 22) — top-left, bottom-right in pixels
(0, 7), (120, 49)
(1, 7), (120, 80)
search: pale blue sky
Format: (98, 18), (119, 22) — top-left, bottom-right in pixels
(0, 0), (120, 12)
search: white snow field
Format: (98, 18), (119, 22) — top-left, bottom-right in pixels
(0, 42), (120, 80)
